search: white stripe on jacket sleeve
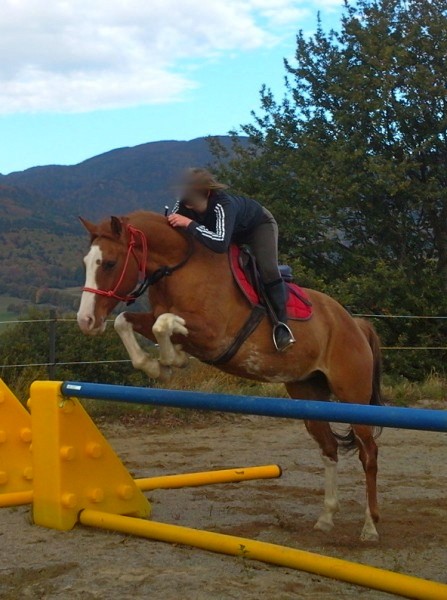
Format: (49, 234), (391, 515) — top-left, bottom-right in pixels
(195, 204), (226, 241)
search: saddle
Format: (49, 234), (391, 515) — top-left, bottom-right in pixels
(204, 246), (312, 366)
(230, 245), (313, 321)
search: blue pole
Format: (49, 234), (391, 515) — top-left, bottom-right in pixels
(61, 382), (447, 433)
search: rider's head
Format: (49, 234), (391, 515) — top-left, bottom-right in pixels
(180, 168), (227, 212)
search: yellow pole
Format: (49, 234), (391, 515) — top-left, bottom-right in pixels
(0, 490), (34, 508)
(135, 465), (282, 490)
(80, 510), (447, 600)
(0, 465), (281, 508)
(0, 466), (280, 508)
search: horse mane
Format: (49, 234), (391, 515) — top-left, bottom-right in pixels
(95, 210), (168, 240)
(128, 210), (167, 225)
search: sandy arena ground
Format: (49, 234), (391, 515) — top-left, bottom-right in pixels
(0, 410), (446, 600)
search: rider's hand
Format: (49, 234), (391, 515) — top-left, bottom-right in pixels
(168, 214), (193, 228)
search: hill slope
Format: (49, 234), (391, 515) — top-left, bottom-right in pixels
(0, 136), (237, 308)
(1, 136), (234, 222)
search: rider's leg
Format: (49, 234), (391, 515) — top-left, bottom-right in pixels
(246, 209), (295, 351)
(264, 278), (296, 351)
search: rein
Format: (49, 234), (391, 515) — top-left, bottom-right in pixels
(82, 224), (193, 305)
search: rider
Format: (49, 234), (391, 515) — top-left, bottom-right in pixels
(168, 168), (295, 352)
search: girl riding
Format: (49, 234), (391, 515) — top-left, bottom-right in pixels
(168, 168), (295, 351)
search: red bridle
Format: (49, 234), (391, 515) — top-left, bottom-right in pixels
(83, 225), (149, 304)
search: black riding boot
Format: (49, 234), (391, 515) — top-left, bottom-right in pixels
(265, 279), (296, 352)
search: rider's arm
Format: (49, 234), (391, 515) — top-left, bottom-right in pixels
(187, 201), (236, 253)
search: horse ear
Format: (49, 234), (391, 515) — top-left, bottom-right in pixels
(79, 217), (98, 237)
(110, 216), (123, 238)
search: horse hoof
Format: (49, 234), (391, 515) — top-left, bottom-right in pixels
(158, 364), (173, 382)
(360, 528), (379, 542)
(173, 346), (189, 368)
(314, 518), (334, 533)
(134, 357), (161, 379)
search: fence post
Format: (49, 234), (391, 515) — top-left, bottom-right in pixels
(48, 309), (57, 380)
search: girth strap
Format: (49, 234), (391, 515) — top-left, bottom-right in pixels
(204, 305), (266, 366)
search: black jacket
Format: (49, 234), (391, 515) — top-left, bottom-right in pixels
(172, 191), (265, 253)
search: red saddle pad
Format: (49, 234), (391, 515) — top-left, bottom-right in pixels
(229, 246), (313, 321)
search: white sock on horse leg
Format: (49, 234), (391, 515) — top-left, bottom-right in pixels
(314, 454), (339, 532)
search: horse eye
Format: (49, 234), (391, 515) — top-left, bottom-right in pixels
(103, 260), (117, 271)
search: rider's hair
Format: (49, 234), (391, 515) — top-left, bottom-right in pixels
(183, 168), (228, 193)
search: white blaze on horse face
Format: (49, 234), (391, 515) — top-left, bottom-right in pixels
(77, 245), (103, 333)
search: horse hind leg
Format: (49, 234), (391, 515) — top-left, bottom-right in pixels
(328, 360), (380, 541)
(352, 424), (379, 542)
(312, 421), (379, 541)
(286, 379), (340, 533)
(308, 422), (340, 532)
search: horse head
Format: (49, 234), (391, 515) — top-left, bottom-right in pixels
(77, 216), (142, 335)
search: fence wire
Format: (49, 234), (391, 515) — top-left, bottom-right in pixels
(0, 314), (446, 371)
(0, 359), (133, 369)
(352, 314), (447, 319)
(1, 314), (446, 325)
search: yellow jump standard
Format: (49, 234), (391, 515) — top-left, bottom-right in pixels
(0, 380), (33, 504)
(0, 379), (279, 509)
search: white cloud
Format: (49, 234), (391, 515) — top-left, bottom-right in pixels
(0, 0), (335, 114)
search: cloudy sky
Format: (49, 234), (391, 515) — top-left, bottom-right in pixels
(0, 0), (343, 173)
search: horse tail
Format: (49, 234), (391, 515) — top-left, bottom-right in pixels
(332, 318), (384, 452)
(356, 318), (384, 407)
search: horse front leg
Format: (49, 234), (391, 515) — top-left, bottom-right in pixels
(152, 313), (189, 368)
(114, 312), (171, 381)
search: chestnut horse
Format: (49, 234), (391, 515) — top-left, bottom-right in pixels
(77, 211), (383, 541)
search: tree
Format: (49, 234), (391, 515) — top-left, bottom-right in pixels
(212, 0), (447, 378)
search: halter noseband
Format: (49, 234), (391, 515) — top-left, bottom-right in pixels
(82, 224), (193, 305)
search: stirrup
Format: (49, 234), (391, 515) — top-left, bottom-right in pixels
(273, 322), (296, 352)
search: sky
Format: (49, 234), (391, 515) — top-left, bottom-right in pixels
(0, 0), (344, 175)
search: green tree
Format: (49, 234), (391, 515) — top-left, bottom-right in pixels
(212, 0), (447, 378)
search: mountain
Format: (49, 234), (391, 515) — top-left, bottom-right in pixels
(0, 136), (236, 225)
(0, 136), (239, 309)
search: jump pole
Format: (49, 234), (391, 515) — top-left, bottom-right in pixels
(63, 381), (447, 432)
(80, 510), (447, 600)
(0, 467), (281, 508)
(135, 465), (282, 491)
(0, 490), (34, 508)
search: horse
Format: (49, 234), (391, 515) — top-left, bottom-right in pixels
(77, 211), (383, 542)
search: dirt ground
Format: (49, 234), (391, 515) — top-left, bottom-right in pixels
(0, 410), (446, 600)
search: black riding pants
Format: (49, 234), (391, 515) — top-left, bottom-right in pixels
(245, 208), (281, 285)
